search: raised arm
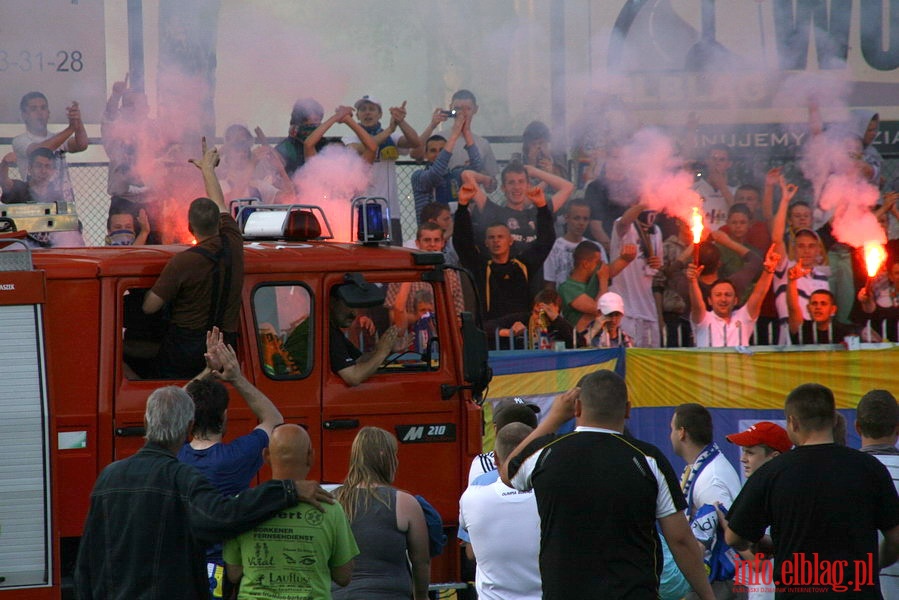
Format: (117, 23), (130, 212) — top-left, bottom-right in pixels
(188, 137), (226, 212)
(304, 106), (352, 159)
(390, 282), (414, 329)
(769, 175), (797, 258)
(389, 101), (422, 150)
(524, 164), (575, 213)
(711, 229), (763, 296)
(744, 245), (780, 321)
(69, 101), (89, 152)
(452, 183), (481, 270)
(252, 126), (296, 197)
(686, 262), (708, 324)
(410, 108), (448, 161)
(761, 167), (780, 222)
(31, 101), (88, 155)
(502, 388), (579, 487)
(521, 187), (557, 266)
(0, 153), (16, 192)
(209, 340), (284, 437)
(608, 243), (638, 278)
(134, 208), (151, 246)
(460, 169), (490, 212)
(857, 284), (877, 314)
(342, 112), (379, 163)
(616, 202), (646, 237)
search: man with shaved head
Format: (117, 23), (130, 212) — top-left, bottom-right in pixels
(224, 424), (358, 599)
(460, 422), (542, 599)
(502, 370), (714, 600)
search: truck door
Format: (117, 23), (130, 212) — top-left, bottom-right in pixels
(320, 271), (463, 520)
(240, 276), (323, 480)
(0, 269), (54, 593)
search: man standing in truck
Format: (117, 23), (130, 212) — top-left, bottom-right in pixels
(142, 139), (244, 378)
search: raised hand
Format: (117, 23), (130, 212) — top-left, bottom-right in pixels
(111, 74), (129, 97)
(686, 263), (705, 280)
(137, 208), (150, 232)
(208, 343), (241, 383)
(781, 181), (798, 202)
(67, 101), (82, 127)
(787, 262), (811, 280)
(333, 105), (354, 124)
(429, 107), (448, 128)
(618, 243), (638, 263)
(458, 182), (478, 206)
(388, 101), (407, 125)
(188, 137), (220, 171)
(526, 186), (547, 208)
(763, 244), (781, 272)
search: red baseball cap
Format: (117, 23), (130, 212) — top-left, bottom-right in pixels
(726, 421), (792, 454)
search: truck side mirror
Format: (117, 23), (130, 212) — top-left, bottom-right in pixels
(460, 311), (492, 403)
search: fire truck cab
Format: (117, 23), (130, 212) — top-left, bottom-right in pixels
(0, 211), (491, 598)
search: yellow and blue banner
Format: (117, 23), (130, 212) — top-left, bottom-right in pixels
(485, 345), (899, 476)
(483, 348), (623, 451)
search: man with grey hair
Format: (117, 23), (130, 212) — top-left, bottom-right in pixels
(74, 386), (332, 600)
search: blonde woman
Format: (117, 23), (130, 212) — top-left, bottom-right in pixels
(333, 427), (430, 600)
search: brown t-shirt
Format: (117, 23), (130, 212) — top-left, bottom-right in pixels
(151, 213), (244, 332)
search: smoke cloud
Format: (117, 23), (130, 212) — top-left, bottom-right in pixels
(292, 144), (371, 242)
(619, 127), (700, 221)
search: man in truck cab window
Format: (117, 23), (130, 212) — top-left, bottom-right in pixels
(329, 285), (401, 387)
(142, 139), (244, 379)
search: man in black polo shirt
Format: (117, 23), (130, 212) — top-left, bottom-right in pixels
(725, 383), (899, 599)
(502, 370), (714, 600)
(328, 287), (399, 387)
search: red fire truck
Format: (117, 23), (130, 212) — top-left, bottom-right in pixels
(0, 203), (491, 598)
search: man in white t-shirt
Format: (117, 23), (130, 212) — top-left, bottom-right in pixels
(543, 199), (608, 288)
(460, 422), (541, 600)
(344, 94), (421, 244)
(688, 244), (778, 347)
(671, 402), (742, 599)
(13, 91), (88, 204)
(466, 398), (539, 484)
(693, 144), (736, 231)
(609, 203), (663, 347)
(857, 389), (899, 600)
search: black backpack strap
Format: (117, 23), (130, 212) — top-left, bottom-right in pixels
(188, 234), (232, 331)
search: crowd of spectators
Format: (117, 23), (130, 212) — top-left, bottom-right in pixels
(13, 84), (893, 599)
(2, 83), (899, 350)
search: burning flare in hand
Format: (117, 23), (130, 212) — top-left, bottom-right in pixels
(864, 241), (887, 278)
(690, 206), (704, 265)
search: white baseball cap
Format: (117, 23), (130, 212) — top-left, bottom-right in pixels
(598, 292), (625, 315)
(354, 95), (382, 110)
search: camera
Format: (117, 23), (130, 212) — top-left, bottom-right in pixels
(440, 109), (458, 118)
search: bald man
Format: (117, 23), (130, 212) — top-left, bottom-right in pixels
(224, 425), (358, 599)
